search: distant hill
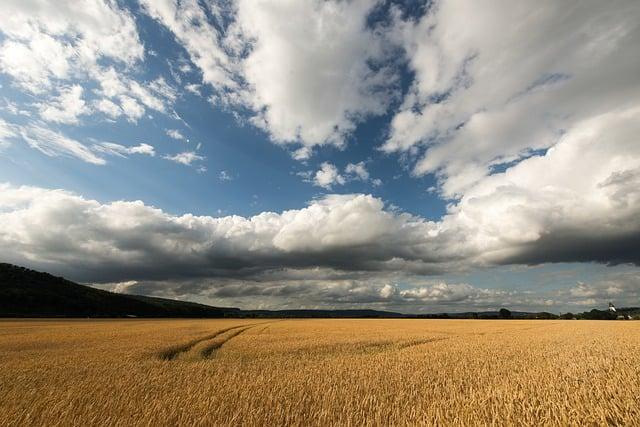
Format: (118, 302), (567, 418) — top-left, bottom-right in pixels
(0, 263), (240, 317)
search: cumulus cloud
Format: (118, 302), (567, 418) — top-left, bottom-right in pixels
(0, 1), (178, 126)
(94, 98), (122, 119)
(118, 96), (145, 122)
(345, 162), (370, 181)
(569, 275), (639, 302)
(313, 163), (346, 189)
(141, 0), (398, 154)
(307, 161), (378, 189)
(441, 106), (640, 267)
(3, 175), (640, 287)
(97, 272), (620, 313)
(383, 0), (640, 198)
(1, 182), (639, 310)
(0, 0), (143, 93)
(166, 129), (187, 142)
(1, 1), (639, 310)
(38, 85), (89, 124)
(0, 187), (442, 283)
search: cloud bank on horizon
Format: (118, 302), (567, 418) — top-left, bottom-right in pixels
(0, 0), (639, 311)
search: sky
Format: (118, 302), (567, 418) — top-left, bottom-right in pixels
(1, 0), (639, 313)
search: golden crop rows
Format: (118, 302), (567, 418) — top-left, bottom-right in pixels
(1, 319), (639, 426)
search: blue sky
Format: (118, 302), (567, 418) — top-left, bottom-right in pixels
(0, 12), (443, 220)
(1, 0), (639, 312)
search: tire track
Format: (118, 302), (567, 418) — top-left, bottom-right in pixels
(397, 336), (451, 350)
(157, 322), (272, 361)
(198, 325), (255, 358)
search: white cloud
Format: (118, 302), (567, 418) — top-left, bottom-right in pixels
(345, 162), (370, 181)
(307, 161), (377, 188)
(93, 69), (178, 121)
(19, 125), (105, 165)
(0, 187), (443, 283)
(118, 96), (145, 122)
(8, 122), (156, 164)
(93, 142), (156, 158)
(166, 129), (187, 142)
(0, 0), (143, 93)
(164, 151), (205, 166)
(0, 35), (72, 94)
(94, 98), (123, 119)
(140, 0), (239, 91)
(398, 282), (498, 304)
(0, 118), (17, 149)
(185, 83), (202, 96)
(292, 147), (313, 161)
(141, 0), (398, 154)
(313, 162), (345, 189)
(219, 171), (233, 181)
(0, 2), (180, 126)
(38, 85), (89, 124)
(384, 0), (640, 198)
(440, 106), (640, 266)
(231, 0), (396, 150)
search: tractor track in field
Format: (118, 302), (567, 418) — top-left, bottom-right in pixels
(157, 321), (276, 361)
(397, 336), (451, 350)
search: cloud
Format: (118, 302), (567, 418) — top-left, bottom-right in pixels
(164, 151), (205, 166)
(383, 0), (640, 198)
(313, 162), (345, 189)
(94, 98), (122, 119)
(0, 0), (143, 93)
(4, 119), (156, 164)
(185, 83), (202, 96)
(3, 160), (640, 287)
(1, 181), (639, 311)
(118, 96), (145, 122)
(345, 162), (370, 181)
(0, 118), (17, 149)
(93, 274), (511, 311)
(219, 171), (233, 181)
(166, 129), (187, 142)
(441, 106), (640, 267)
(139, 0), (240, 91)
(307, 161), (378, 188)
(141, 0), (398, 154)
(19, 125), (105, 165)
(38, 85), (89, 124)
(0, 2), (178, 127)
(0, 187), (444, 283)
(562, 273), (640, 308)
(93, 142), (156, 158)
(94, 69), (177, 122)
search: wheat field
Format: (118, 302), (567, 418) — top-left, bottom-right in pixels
(1, 319), (639, 426)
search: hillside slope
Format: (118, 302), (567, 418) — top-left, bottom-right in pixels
(0, 263), (239, 317)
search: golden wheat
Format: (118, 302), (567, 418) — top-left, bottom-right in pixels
(1, 319), (639, 426)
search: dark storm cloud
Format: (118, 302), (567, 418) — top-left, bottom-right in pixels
(504, 231), (640, 267)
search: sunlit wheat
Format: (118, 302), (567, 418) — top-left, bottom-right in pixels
(1, 319), (638, 426)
